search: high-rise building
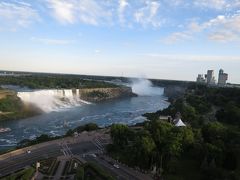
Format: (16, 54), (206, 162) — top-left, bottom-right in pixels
(206, 70), (216, 85)
(196, 74), (206, 83)
(218, 69), (228, 86)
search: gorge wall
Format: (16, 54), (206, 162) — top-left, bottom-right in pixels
(17, 87), (135, 113)
(79, 87), (135, 102)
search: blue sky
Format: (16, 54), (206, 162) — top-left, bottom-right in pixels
(0, 0), (240, 83)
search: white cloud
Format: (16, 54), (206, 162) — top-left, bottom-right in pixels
(46, 0), (112, 25)
(188, 21), (204, 32)
(134, 1), (163, 27)
(201, 14), (240, 42)
(47, 0), (75, 24)
(164, 32), (192, 44)
(165, 0), (185, 6)
(118, 0), (129, 24)
(31, 37), (74, 45)
(187, 15), (227, 32)
(208, 31), (239, 42)
(0, 1), (39, 29)
(165, 13), (240, 43)
(194, 0), (227, 10)
(140, 53), (240, 62)
(194, 0), (240, 10)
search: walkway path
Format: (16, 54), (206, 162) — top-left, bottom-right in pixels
(54, 156), (67, 180)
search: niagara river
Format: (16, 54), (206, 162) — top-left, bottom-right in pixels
(0, 82), (169, 150)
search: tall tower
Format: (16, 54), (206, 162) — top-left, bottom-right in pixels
(206, 70), (215, 85)
(218, 69), (228, 86)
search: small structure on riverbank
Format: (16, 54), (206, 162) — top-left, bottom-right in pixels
(173, 112), (186, 127)
(158, 113), (186, 127)
(174, 119), (186, 127)
(159, 115), (172, 123)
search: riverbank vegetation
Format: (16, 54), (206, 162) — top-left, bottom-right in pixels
(0, 89), (41, 121)
(16, 123), (100, 149)
(0, 75), (119, 89)
(107, 84), (240, 179)
(66, 122), (99, 136)
(17, 134), (62, 149)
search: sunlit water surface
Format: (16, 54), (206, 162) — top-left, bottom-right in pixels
(0, 88), (169, 150)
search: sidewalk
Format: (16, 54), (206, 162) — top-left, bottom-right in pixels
(53, 157), (66, 180)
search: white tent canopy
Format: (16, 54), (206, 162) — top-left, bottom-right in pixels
(175, 119), (186, 127)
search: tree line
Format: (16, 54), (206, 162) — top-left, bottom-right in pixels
(108, 84), (240, 179)
(0, 75), (119, 89)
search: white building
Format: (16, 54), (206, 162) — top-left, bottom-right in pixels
(218, 69), (228, 86)
(206, 70), (216, 85)
(196, 74), (206, 83)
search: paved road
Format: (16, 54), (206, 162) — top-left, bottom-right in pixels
(0, 139), (98, 177)
(0, 144), (62, 177)
(85, 155), (135, 180)
(0, 131), (152, 179)
(68, 141), (98, 155)
(84, 154), (152, 180)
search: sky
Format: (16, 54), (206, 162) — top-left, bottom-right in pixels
(0, 0), (240, 83)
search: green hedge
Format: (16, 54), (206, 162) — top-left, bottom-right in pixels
(1, 167), (35, 180)
(75, 162), (114, 180)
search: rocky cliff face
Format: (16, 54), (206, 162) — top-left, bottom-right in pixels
(79, 87), (135, 102)
(163, 86), (187, 99)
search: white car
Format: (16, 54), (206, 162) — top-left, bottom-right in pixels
(113, 164), (120, 169)
(90, 153), (97, 158)
(92, 154), (97, 158)
(26, 150), (31, 154)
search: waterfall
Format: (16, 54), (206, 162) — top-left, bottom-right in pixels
(17, 89), (91, 113)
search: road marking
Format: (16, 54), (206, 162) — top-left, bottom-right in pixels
(60, 143), (73, 156)
(65, 143), (73, 156)
(92, 141), (101, 150)
(61, 149), (66, 156)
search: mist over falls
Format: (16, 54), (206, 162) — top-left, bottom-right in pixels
(130, 79), (164, 96)
(17, 89), (91, 113)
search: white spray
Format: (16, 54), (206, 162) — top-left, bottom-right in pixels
(17, 89), (90, 113)
(130, 78), (164, 96)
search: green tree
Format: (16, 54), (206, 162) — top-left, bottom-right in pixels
(132, 134), (156, 170)
(202, 122), (226, 144)
(110, 124), (131, 147)
(147, 120), (184, 176)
